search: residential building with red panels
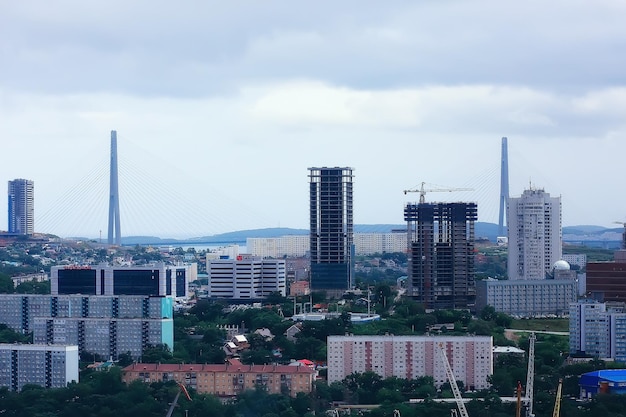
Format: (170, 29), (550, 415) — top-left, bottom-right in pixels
(327, 335), (492, 390)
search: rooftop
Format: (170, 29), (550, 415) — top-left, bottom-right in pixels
(122, 362), (316, 374)
(582, 369), (626, 383)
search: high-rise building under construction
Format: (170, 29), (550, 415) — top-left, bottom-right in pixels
(405, 202), (477, 309)
(309, 167), (354, 293)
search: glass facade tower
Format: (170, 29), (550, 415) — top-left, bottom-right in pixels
(309, 167), (354, 291)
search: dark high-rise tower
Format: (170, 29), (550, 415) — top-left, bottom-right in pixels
(107, 130), (121, 245)
(405, 202), (477, 309)
(7, 178), (34, 235)
(309, 167), (354, 293)
(498, 137), (509, 237)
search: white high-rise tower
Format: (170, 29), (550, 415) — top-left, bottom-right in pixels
(507, 187), (562, 280)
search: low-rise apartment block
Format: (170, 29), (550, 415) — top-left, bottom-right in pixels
(327, 335), (492, 390)
(247, 233), (408, 258)
(247, 236), (309, 258)
(207, 258), (286, 299)
(475, 278), (577, 317)
(121, 361), (315, 398)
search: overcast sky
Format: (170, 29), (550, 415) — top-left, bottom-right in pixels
(2, 1), (626, 239)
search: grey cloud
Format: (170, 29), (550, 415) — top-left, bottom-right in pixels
(2, 1), (625, 98)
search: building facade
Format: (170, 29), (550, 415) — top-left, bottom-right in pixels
(122, 361), (316, 398)
(476, 278), (577, 318)
(50, 263), (195, 298)
(309, 167), (354, 292)
(353, 232), (408, 255)
(562, 254), (587, 270)
(507, 188), (562, 280)
(0, 294), (173, 359)
(569, 300), (626, 362)
(580, 370), (626, 398)
(0, 344), (79, 391)
(33, 317), (173, 360)
(586, 260), (626, 302)
(207, 258), (286, 299)
(247, 236), (310, 258)
(327, 335), (492, 390)
(405, 202), (477, 309)
(7, 178), (34, 235)
(247, 233), (407, 258)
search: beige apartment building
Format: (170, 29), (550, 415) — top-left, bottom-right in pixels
(122, 360), (315, 398)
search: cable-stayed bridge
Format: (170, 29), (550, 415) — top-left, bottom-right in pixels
(36, 133), (282, 241)
(35, 132), (527, 242)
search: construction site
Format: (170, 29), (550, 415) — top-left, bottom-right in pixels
(404, 183), (478, 310)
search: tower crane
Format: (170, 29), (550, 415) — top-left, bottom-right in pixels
(403, 182), (473, 204)
(552, 379), (563, 417)
(165, 382), (192, 417)
(437, 343), (470, 417)
(516, 381), (523, 417)
(524, 332), (536, 417)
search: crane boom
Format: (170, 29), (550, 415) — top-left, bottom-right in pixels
(437, 343), (470, 417)
(403, 182), (473, 204)
(525, 332), (536, 417)
(552, 379), (563, 417)
(165, 383), (191, 417)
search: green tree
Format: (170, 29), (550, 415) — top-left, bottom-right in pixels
(15, 280), (50, 294)
(0, 273), (14, 293)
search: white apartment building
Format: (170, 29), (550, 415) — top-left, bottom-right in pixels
(562, 254), (587, 270)
(247, 233), (408, 258)
(207, 258), (286, 299)
(327, 335), (492, 390)
(569, 301), (626, 362)
(475, 278), (577, 318)
(247, 236), (309, 258)
(507, 188), (562, 280)
(0, 344), (79, 391)
(353, 233), (408, 255)
(206, 245), (241, 260)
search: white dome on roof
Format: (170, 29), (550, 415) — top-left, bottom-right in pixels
(553, 260), (571, 270)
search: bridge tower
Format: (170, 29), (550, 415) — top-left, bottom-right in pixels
(107, 130), (121, 245)
(498, 137), (509, 237)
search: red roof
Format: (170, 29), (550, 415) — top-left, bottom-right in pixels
(122, 362), (315, 374)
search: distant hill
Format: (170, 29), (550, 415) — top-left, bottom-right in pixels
(563, 225), (616, 234)
(96, 223), (623, 246)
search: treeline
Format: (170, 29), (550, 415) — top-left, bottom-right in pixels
(4, 366), (626, 417)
